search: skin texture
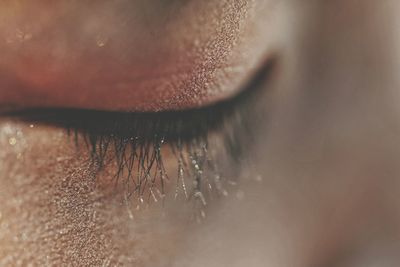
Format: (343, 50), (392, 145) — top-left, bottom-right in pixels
(0, 121), (203, 266)
(0, 0), (277, 111)
(2, 0), (400, 266)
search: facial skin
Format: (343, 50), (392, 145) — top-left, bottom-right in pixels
(2, 0), (400, 266)
(0, 0), (277, 111)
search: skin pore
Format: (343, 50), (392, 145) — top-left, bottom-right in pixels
(2, 0), (400, 266)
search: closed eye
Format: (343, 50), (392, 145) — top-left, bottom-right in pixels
(3, 58), (274, 213)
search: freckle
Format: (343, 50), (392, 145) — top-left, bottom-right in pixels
(8, 137), (17, 146)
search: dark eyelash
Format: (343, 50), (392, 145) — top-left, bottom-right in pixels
(7, 59), (274, 217)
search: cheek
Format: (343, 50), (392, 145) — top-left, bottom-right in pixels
(0, 1), (275, 112)
(0, 119), (190, 266)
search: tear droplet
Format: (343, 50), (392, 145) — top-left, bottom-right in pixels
(200, 210), (206, 219)
(194, 191), (207, 206)
(96, 35), (108, 47)
(8, 137), (17, 146)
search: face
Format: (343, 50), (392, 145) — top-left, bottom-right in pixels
(1, 1), (400, 266)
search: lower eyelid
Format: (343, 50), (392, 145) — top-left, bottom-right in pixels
(0, 119), (198, 265)
(0, 117), (240, 222)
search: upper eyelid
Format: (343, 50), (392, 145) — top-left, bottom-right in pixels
(3, 58), (275, 141)
(0, 59), (272, 212)
(0, 1), (257, 113)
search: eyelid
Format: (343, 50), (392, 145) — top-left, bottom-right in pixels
(5, 58), (275, 125)
(1, 59), (271, 213)
(0, 61), (261, 113)
(0, 2), (263, 113)
(1, 54), (274, 115)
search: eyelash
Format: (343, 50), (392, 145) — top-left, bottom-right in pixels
(10, 60), (273, 219)
(26, 92), (251, 218)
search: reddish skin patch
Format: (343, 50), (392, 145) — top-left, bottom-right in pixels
(0, 0), (269, 112)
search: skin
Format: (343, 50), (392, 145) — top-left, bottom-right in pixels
(1, 0), (400, 266)
(0, 0), (277, 111)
